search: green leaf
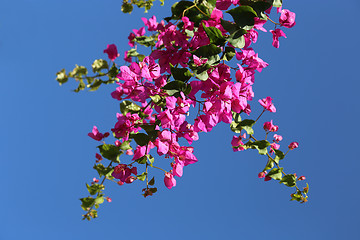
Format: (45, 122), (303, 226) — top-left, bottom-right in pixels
(267, 167), (283, 180)
(171, 66), (192, 82)
(56, 69), (68, 85)
(108, 64), (119, 79)
(207, 54), (220, 66)
(162, 80), (188, 96)
(150, 95), (163, 104)
(135, 155), (147, 164)
(69, 65), (87, 77)
(73, 79), (86, 92)
(134, 36), (156, 47)
(227, 29), (247, 49)
(87, 79), (102, 92)
(290, 190), (302, 201)
(94, 195), (104, 205)
(168, 1), (208, 24)
(221, 47), (236, 61)
(247, 140), (270, 155)
(80, 197), (95, 211)
(149, 177), (155, 186)
(274, 149), (285, 163)
(239, 119), (256, 135)
(280, 174), (297, 187)
(170, 1), (194, 20)
(226, 6), (257, 30)
(232, 111), (242, 123)
(190, 62), (211, 81)
(230, 121), (241, 133)
(193, 44), (222, 58)
(130, 133), (150, 146)
(147, 154), (154, 166)
(120, 140), (132, 151)
(272, 0), (282, 8)
(195, 70), (208, 81)
(91, 59), (109, 73)
(140, 124), (156, 133)
(221, 19), (239, 33)
(86, 183), (104, 195)
(137, 172), (147, 181)
(93, 164), (114, 178)
(121, 2), (133, 13)
(205, 0), (216, 7)
(202, 23), (226, 46)
(97, 144), (121, 162)
(120, 100), (141, 115)
(248, 2), (272, 18)
(263, 159), (274, 171)
(149, 187), (157, 193)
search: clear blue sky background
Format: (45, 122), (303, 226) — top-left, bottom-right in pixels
(1, 0), (360, 239)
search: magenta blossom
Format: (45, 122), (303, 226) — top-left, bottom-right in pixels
(280, 9), (296, 28)
(88, 126), (109, 141)
(269, 142), (280, 154)
(112, 164), (132, 182)
(164, 172), (176, 189)
(259, 96), (276, 112)
(270, 29), (287, 48)
(273, 134), (283, 142)
(95, 153), (103, 162)
(103, 44), (120, 61)
(263, 120), (278, 132)
(258, 171), (267, 178)
(298, 176), (306, 181)
(288, 142), (299, 150)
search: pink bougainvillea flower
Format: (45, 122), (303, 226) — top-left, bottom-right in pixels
(193, 55), (207, 66)
(164, 172), (176, 189)
(258, 171), (267, 178)
(142, 16), (159, 31)
(279, 9), (296, 28)
(126, 149), (134, 155)
(231, 135), (245, 152)
(124, 50), (132, 63)
(112, 164), (132, 182)
(259, 96), (276, 112)
(269, 142), (280, 154)
(270, 29), (287, 48)
(95, 153), (103, 162)
(103, 44), (120, 61)
(263, 120), (278, 132)
(216, 0), (239, 10)
(288, 142), (299, 150)
(125, 176), (136, 184)
(273, 134), (283, 142)
(172, 161), (184, 177)
(88, 126), (109, 141)
(115, 140), (121, 147)
(298, 176), (306, 181)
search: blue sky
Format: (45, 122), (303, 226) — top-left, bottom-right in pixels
(1, 0), (360, 239)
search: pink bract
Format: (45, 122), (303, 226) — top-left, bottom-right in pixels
(103, 44), (120, 61)
(164, 172), (176, 189)
(280, 9), (296, 28)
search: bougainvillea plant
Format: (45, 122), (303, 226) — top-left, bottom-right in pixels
(56, 0), (308, 220)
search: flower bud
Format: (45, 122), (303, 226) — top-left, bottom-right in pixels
(258, 171), (266, 178)
(298, 176), (306, 181)
(288, 142), (299, 150)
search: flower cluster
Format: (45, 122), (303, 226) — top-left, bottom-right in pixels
(56, 0), (308, 220)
